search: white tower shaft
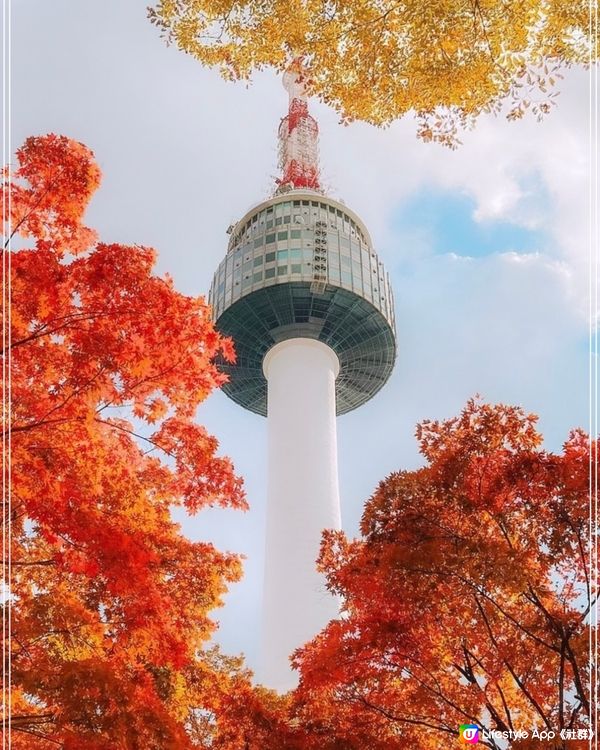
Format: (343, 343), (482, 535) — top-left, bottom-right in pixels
(261, 338), (342, 691)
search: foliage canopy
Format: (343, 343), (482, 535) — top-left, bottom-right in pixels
(3, 134), (251, 748)
(290, 400), (594, 748)
(148, 0), (593, 145)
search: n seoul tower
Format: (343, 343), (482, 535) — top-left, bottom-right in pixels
(209, 61), (396, 691)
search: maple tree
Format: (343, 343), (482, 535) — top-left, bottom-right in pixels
(148, 0), (593, 146)
(3, 134), (250, 748)
(288, 400), (595, 749)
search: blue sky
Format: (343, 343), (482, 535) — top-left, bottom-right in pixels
(392, 188), (549, 259)
(11, 0), (591, 674)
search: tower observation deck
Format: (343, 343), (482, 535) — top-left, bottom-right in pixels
(208, 62), (397, 691)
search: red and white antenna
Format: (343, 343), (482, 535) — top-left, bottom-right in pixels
(276, 59), (321, 193)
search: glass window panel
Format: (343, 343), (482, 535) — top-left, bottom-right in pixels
(291, 229), (301, 239)
(265, 267), (276, 279)
(291, 264), (302, 274)
(253, 271), (263, 282)
(277, 250), (288, 261)
(275, 217), (283, 225)
(253, 256), (263, 267)
(266, 233), (276, 244)
(254, 237), (263, 248)
(277, 231), (288, 240)
(265, 251), (276, 262)
(289, 249), (302, 260)
(277, 265), (288, 275)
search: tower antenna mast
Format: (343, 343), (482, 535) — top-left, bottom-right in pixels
(277, 59), (321, 193)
